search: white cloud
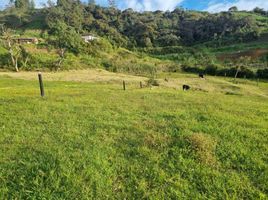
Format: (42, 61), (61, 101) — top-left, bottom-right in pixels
(206, 0), (268, 13)
(121, 0), (184, 11)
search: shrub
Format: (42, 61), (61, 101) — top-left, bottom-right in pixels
(204, 64), (219, 75)
(147, 78), (160, 86)
(216, 67), (255, 78)
(238, 66), (255, 78)
(166, 64), (181, 72)
(257, 69), (268, 79)
(181, 65), (204, 74)
(0, 53), (10, 69)
(143, 46), (186, 55)
(217, 67), (236, 77)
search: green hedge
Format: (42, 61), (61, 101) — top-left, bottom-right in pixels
(181, 64), (261, 79)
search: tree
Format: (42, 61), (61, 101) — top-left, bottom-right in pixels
(108, 0), (116, 8)
(156, 34), (180, 46)
(253, 7), (266, 15)
(48, 21), (83, 70)
(20, 45), (31, 68)
(47, 0), (84, 32)
(88, 0), (95, 5)
(0, 25), (21, 72)
(29, 0), (35, 9)
(13, 0), (30, 9)
(229, 6), (238, 12)
(46, 0), (55, 7)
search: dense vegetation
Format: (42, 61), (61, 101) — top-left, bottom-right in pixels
(0, 0), (267, 78)
(0, 74), (268, 199)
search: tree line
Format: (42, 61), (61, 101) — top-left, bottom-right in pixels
(1, 0), (267, 48)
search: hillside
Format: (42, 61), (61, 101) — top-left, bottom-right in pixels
(0, 2), (267, 78)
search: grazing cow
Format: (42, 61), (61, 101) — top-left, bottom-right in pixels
(199, 73), (204, 78)
(183, 85), (190, 91)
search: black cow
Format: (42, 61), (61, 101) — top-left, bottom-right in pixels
(183, 85), (190, 91)
(199, 73), (204, 78)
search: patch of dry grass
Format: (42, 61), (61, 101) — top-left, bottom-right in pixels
(143, 132), (171, 149)
(187, 133), (218, 167)
(0, 69), (147, 84)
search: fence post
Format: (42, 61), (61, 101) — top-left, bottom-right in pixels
(140, 81), (143, 89)
(38, 72), (45, 97)
(123, 80), (126, 91)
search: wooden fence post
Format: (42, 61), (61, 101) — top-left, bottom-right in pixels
(38, 72), (45, 97)
(140, 81), (143, 89)
(123, 80), (126, 90)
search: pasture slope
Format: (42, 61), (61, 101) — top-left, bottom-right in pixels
(0, 71), (268, 199)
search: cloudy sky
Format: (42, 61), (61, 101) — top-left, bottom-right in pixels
(0, 0), (267, 12)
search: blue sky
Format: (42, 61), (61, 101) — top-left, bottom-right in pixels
(1, 0), (268, 12)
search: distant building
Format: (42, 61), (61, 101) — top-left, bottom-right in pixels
(81, 35), (98, 43)
(12, 38), (38, 44)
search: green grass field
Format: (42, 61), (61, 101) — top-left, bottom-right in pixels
(0, 72), (268, 199)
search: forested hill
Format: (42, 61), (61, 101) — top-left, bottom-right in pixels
(1, 1), (267, 48)
(0, 0), (267, 78)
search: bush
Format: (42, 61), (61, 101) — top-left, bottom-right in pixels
(181, 64), (258, 79)
(143, 46), (186, 55)
(166, 64), (181, 72)
(181, 65), (204, 74)
(257, 69), (268, 79)
(147, 78), (160, 86)
(204, 64), (219, 75)
(0, 53), (10, 69)
(217, 67), (236, 77)
(238, 66), (255, 78)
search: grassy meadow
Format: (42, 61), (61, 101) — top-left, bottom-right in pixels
(0, 71), (268, 199)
